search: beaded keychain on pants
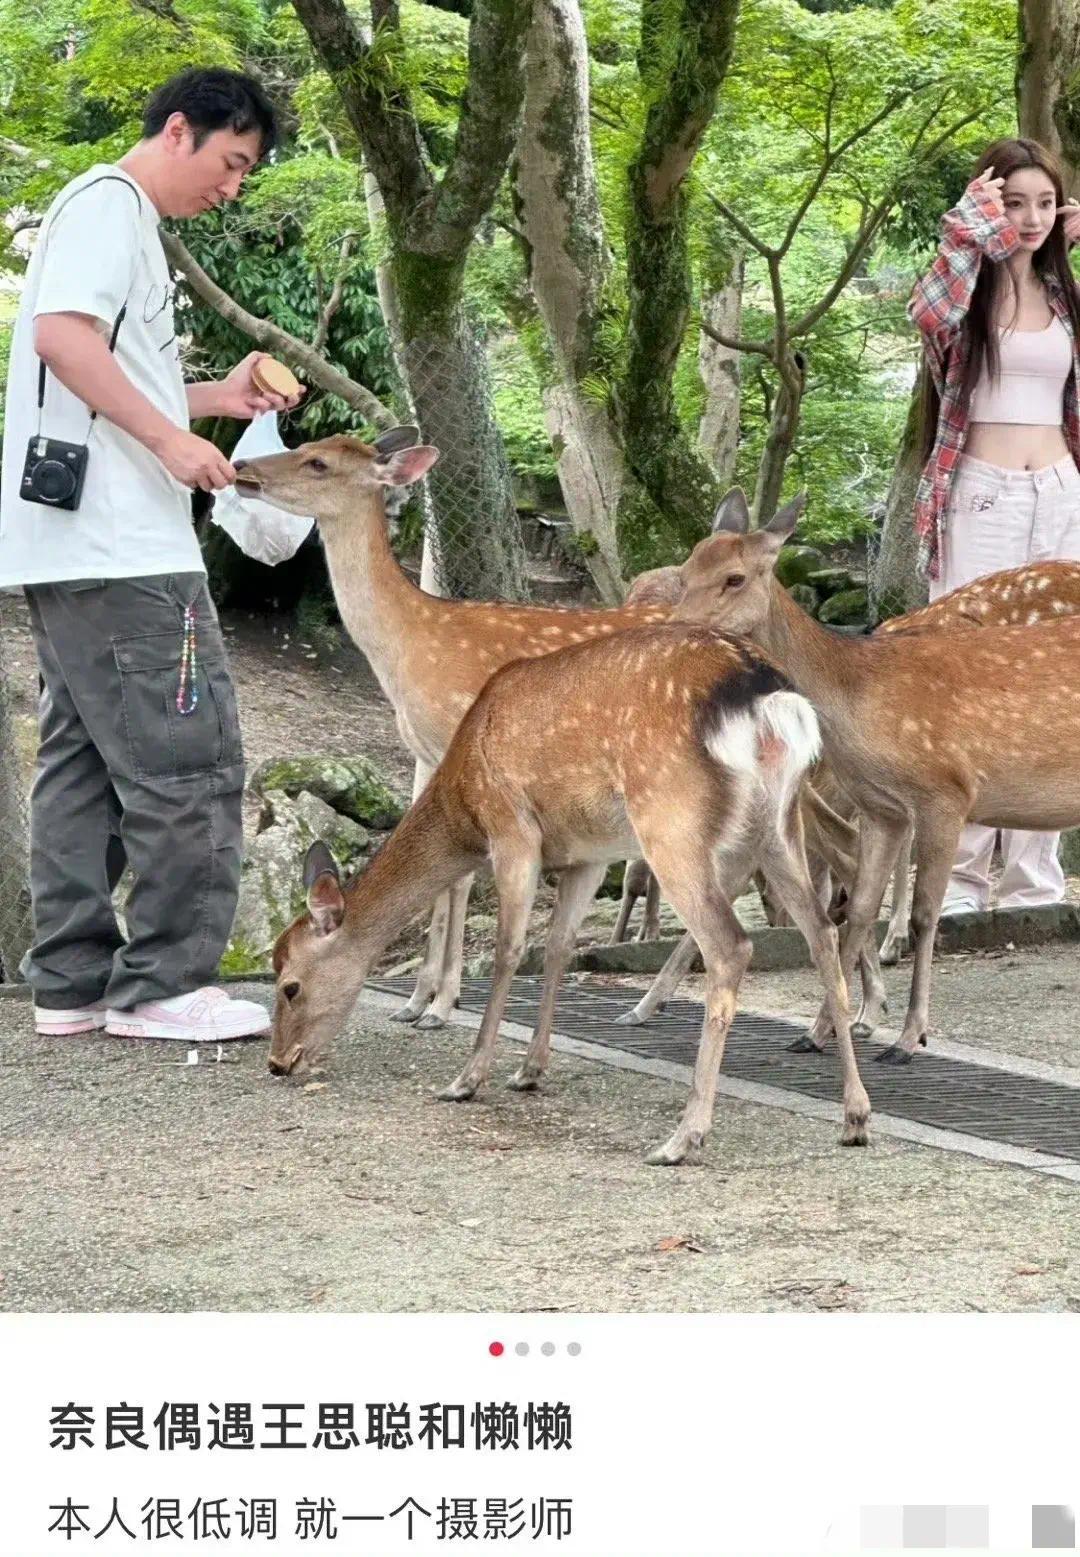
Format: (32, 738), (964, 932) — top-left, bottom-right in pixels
(176, 604), (198, 716)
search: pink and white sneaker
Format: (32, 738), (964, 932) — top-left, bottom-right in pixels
(34, 1000), (108, 1037)
(105, 987), (271, 1042)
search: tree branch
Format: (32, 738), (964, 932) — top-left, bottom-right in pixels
(162, 230), (395, 428)
(704, 191), (775, 259)
(424, 0), (534, 257)
(312, 235), (354, 352)
(700, 319), (773, 358)
(289, 0), (430, 230)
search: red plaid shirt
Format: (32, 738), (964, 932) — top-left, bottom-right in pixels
(908, 179), (1080, 578)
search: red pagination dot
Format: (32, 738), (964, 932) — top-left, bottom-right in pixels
(489, 1341), (504, 1356)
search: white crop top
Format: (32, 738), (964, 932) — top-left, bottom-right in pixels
(969, 315), (1072, 425)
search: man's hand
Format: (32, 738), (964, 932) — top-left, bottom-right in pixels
(153, 428), (236, 492)
(216, 352), (306, 418)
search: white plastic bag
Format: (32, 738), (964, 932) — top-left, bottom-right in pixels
(211, 413), (315, 566)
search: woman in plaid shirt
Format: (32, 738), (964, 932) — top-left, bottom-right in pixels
(909, 136), (1080, 913)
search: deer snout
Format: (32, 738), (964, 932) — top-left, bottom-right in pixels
(268, 1042), (304, 1076)
(232, 459), (263, 495)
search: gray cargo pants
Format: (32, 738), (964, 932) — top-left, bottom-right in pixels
(21, 573), (244, 1011)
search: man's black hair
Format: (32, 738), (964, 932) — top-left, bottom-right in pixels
(142, 68), (278, 158)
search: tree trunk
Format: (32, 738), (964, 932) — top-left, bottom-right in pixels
(0, 680), (31, 982)
(515, 0), (625, 600)
(750, 350), (805, 525)
(869, 374), (928, 621)
(697, 251), (744, 487)
(616, 0), (740, 564)
(395, 266), (528, 600)
(1018, 0), (1080, 193)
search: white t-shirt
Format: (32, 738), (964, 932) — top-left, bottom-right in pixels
(0, 164), (204, 586)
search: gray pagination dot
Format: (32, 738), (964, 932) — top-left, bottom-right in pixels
(514, 1342), (529, 1357)
(902, 1505), (947, 1549)
(945, 1506), (989, 1549)
(540, 1342), (556, 1356)
(567, 1342), (582, 1356)
(1032, 1506), (1076, 1549)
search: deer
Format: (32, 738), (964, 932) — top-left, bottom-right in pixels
(231, 428), (673, 1029)
(660, 489), (1080, 1064)
(266, 623), (872, 1164)
(618, 555), (1080, 1026)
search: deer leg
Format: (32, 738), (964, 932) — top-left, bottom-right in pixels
(800, 784), (888, 1040)
(608, 869), (639, 945)
(797, 815), (907, 1054)
(414, 872), (473, 1029)
(879, 808), (963, 1065)
(636, 869), (662, 942)
(509, 861), (608, 1092)
(879, 825), (913, 965)
(642, 850), (753, 1167)
(391, 758), (448, 1024)
(391, 890), (452, 1023)
(614, 928), (699, 1025)
(438, 849), (540, 1102)
(757, 835), (870, 1146)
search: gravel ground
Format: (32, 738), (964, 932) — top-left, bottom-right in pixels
(3, 944), (1080, 1315)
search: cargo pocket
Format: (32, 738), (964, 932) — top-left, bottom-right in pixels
(114, 620), (241, 779)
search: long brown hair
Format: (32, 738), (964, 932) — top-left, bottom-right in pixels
(919, 138), (1080, 462)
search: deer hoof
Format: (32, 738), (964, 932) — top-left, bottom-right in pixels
(645, 1131), (703, 1168)
(614, 1008), (646, 1027)
(437, 1078), (479, 1102)
(875, 1042), (915, 1066)
(390, 1005), (423, 1025)
(414, 1011), (447, 1031)
(788, 1034), (825, 1054)
(507, 1069), (541, 1092)
(851, 1020), (876, 1041)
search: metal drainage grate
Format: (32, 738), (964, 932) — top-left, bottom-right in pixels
(370, 974), (1080, 1164)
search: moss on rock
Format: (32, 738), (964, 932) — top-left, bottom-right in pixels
(251, 755), (405, 828)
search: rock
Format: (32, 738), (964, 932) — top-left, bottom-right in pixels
(251, 755), (405, 828)
(1060, 828), (1080, 876)
(817, 588), (869, 626)
(228, 789), (371, 964)
(806, 566), (856, 593)
(787, 583), (818, 613)
(257, 788), (370, 860)
(774, 544), (827, 588)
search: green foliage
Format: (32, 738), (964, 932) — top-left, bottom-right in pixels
(490, 335), (556, 479)
(0, 321), (11, 440)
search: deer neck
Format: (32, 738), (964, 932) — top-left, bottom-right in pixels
(318, 491), (421, 692)
(337, 783), (480, 988)
(752, 581), (870, 734)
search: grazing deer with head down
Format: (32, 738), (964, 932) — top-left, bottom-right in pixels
(267, 622), (871, 1163)
(666, 491), (1080, 1063)
(232, 429), (673, 1028)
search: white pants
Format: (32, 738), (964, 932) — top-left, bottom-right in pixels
(931, 452), (1080, 909)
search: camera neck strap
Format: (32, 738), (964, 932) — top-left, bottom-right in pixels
(34, 172), (143, 441)
(36, 303), (128, 439)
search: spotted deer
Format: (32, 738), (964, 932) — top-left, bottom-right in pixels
(666, 490), (1080, 1063)
(267, 624), (871, 1163)
(232, 428), (672, 1028)
(621, 555), (1080, 1024)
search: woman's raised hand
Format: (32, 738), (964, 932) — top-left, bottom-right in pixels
(973, 164), (1007, 216)
(1057, 197), (1080, 246)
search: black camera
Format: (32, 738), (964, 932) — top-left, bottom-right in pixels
(21, 435), (90, 512)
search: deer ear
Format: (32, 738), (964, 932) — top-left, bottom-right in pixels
(712, 488), (750, 534)
(371, 445), (440, 487)
(763, 491), (807, 538)
(303, 841), (345, 936)
(373, 424), (420, 456)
